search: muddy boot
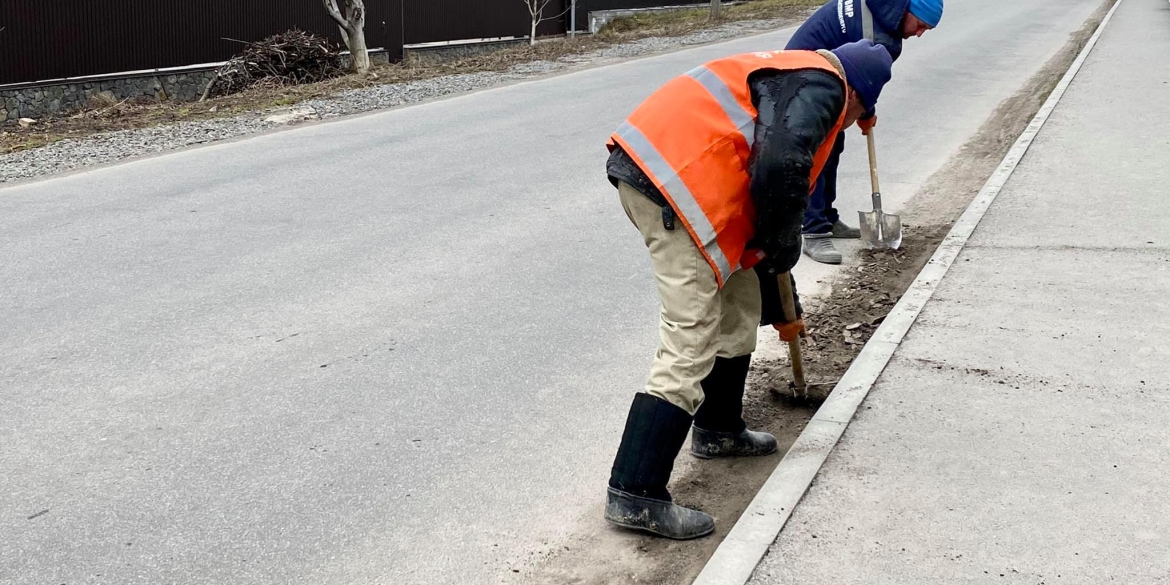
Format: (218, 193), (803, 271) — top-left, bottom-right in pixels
(692, 355), (778, 459)
(606, 393), (715, 540)
(802, 233), (842, 264)
(830, 220), (861, 239)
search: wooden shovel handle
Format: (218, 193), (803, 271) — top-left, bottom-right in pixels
(866, 129), (881, 195)
(777, 272), (806, 391)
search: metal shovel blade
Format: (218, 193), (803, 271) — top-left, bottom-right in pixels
(861, 131), (902, 249)
(859, 192), (903, 249)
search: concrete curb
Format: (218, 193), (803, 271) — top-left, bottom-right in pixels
(691, 1), (1125, 583)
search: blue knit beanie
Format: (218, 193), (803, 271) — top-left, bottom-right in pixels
(830, 40), (893, 118)
(908, 0), (943, 27)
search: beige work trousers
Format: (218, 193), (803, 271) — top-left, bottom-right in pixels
(619, 182), (761, 415)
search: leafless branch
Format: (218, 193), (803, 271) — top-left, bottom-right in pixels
(322, 0), (351, 33)
(549, 3), (574, 21)
(524, 0), (570, 24)
(523, 0), (553, 18)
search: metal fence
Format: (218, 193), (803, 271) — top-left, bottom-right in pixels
(0, 0), (705, 85)
(0, 0), (403, 85)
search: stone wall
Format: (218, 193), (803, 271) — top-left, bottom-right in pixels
(0, 69), (217, 122)
(588, 4), (729, 34)
(403, 38), (528, 67)
(0, 50), (389, 123)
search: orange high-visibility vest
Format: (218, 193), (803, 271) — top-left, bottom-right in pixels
(609, 50), (847, 287)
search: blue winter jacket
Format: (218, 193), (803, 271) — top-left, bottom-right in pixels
(785, 0), (910, 61)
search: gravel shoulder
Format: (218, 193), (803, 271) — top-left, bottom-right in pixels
(0, 17), (804, 187)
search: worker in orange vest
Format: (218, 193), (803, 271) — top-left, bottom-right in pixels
(604, 40), (893, 539)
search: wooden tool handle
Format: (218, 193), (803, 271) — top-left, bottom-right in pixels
(778, 272), (800, 322)
(866, 129), (881, 195)
(777, 272), (806, 392)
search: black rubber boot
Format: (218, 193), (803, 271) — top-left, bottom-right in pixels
(691, 355), (778, 459)
(605, 393), (715, 540)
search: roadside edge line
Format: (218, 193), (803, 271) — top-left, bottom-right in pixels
(692, 1), (1124, 583)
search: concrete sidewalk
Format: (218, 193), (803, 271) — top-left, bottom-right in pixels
(748, 0), (1170, 582)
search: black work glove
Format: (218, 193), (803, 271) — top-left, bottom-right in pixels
(755, 260), (803, 327)
(751, 211), (803, 277)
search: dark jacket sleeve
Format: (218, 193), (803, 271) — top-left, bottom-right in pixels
(747, 68), (846, 275)
(869, 0), (912, 59)
(786, 0), (906, 62)
(869, 0), (905, 61)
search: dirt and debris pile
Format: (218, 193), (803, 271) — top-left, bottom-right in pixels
(203, 30), (345, 99)
(760, 226), (947, 402)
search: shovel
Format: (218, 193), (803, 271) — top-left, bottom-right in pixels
(859, 129), (902, 250)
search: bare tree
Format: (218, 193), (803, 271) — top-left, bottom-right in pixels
(322, 0), (370, 74)
(521, 0), (571, 46)
(710, 0), (721, 19)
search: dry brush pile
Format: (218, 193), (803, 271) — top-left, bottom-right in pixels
(201, 30), (346, 100)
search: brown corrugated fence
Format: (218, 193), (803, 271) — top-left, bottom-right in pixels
(0, 0), (402, 85)
(403, 0), (566, 45)
(0, 0), (708, 85)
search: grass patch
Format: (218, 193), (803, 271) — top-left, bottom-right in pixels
(0, 0), (820, 156)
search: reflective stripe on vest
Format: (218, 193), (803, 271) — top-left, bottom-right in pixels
(686, 66), (756, 148)
(610, 51), (847, 287)
(615, 120), (736, 279)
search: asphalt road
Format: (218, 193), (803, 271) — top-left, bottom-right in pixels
(0, 1), (1104, 583)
